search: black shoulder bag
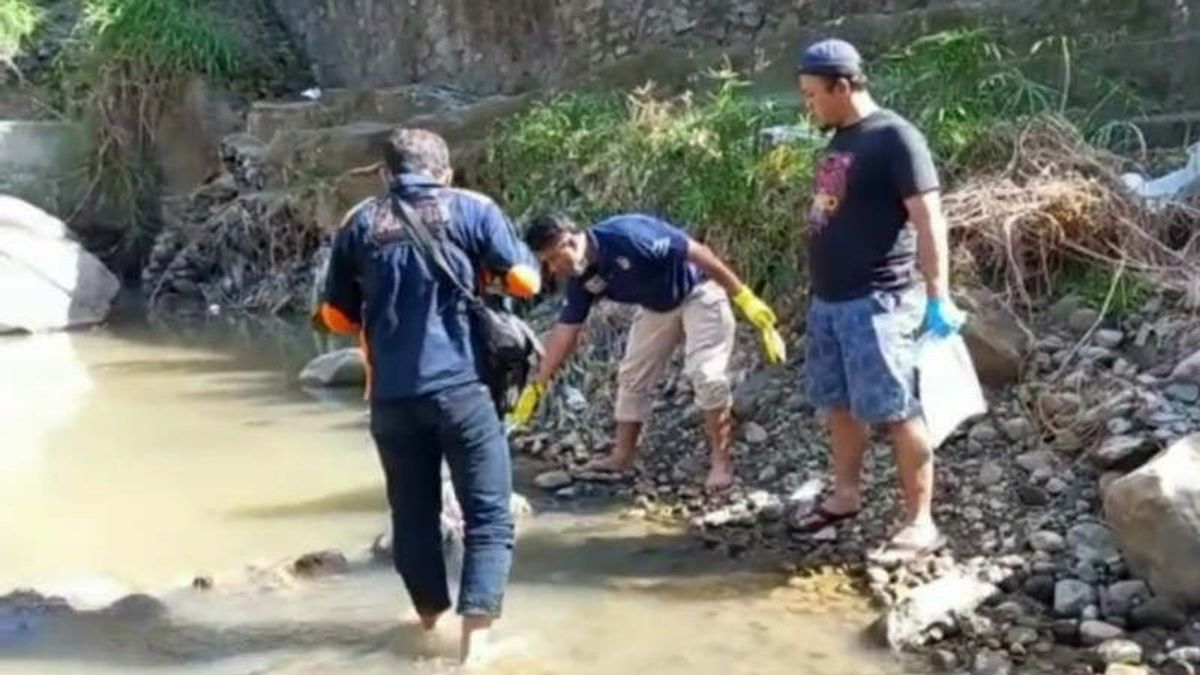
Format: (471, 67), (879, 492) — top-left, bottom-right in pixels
(389, 194), (543, 416)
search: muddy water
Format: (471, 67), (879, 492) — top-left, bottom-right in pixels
(0, 317), (917, 674)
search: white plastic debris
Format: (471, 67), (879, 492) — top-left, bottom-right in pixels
(1120, 142), (1200, 211)
(917, 333), (988, 449)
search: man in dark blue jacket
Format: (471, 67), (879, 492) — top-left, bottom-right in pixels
(314, 128), (540, 664)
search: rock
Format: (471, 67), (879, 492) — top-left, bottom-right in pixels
(101, 594), (168, 621)
(264, 121), (393, 185)
(1089, 435), (1160, 472)
(812, 526), (838, 542)
(1095, 329), (1125, 349)
(932, 648), (959, 671)
(1006, 626), (1039, 647)
(1069, 308), (1102, 333)
(1030, 531), (1067, 554)
(1017, 450), (1058, 473)
(1104, 666), (1148, 675)
(1100, 471), (1124, 496)
(1166, 383), (1200, 404)
(1068, 522), (1122, 566)
(732, 370), (773, 419)
(1169, 648), (1200, 665)
(0, 196), (121, 333)
(972, 650), (1013, 675)
(1103, 580), (1151, 619)
(1095, 638), (1144, 665)
(979, 462), (1006, 487)
(742, 422), (768, 444)
(883, 572), (1000, 650)
(1047, 477), (1070, 494)
(1162, 660), (1197, 675)
(1080, 620), (1125, 646)
(1104, 434), (1200, 607)
(1053, 619), (1080, 645)
(246, 100), (325, 144)
(1019, 485), (1051, 507)
(1024, 574), (1057, 605)
(960, 293), (1032, 386)
(298, 348), (366, 388)
(1108, 418), (1135, 436)
(1056, 579), (1098, 617)
(1003, 418), (1035, 442)
(1129, 597), (1188, 630)
(534, 470), (573, 490)
(292, 550), (349, 578)
(1171, 349), (1200, 385)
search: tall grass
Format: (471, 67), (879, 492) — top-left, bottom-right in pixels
(0, 0), (40, 71)
(483, 31), (1151, 301)
(57, 0), (248, 263)
(482, 67), (820, 298)
(874, 29), (1150, 173)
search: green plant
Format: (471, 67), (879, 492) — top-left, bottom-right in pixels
(1060, 261), (1156, 318)
(55, 0), (248, 261)
(482, 67), (821, 299)
(873, 29), (1150, 173)
(0, 0), (41, 72)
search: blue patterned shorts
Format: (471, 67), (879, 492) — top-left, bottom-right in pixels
(804, 287), (925, 424)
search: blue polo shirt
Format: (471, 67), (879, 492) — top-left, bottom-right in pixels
(321, 173), (536, 400)
(559, 214), (702, 325)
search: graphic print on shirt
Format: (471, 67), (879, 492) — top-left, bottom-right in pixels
(808, 151), (855, 234)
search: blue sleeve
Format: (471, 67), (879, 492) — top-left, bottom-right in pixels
(463, 194), (537, 275)
(558, 279), (595, 325)
(322, 212), (365, 324)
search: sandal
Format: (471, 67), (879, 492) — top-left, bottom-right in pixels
(788, 503), (861, 534)
(867, 527), (947, 566)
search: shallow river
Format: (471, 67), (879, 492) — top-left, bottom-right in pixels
(0, 314), (918, 674)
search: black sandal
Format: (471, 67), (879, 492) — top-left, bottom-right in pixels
(788, 503), (861, 533)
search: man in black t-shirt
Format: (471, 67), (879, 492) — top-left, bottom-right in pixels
(789, 38), (965, 562)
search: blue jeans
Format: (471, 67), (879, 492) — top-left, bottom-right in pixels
(804, 287), (925, 424)
(369, 381), (514, 617)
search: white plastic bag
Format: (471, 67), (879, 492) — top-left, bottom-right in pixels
(917, 333), (987, 449)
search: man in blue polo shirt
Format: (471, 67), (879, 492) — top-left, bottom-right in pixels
(509, 212), (785, 491)
(313, 128), (541, 664)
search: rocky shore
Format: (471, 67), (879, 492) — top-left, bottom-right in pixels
(510, 289), (1200, 674)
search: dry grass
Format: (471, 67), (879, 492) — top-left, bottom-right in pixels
(946, 115), (1200, 312)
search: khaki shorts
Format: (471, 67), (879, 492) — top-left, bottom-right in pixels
(615, 281), (736, 422)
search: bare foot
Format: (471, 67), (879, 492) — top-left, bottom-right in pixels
(418, 611), (442, 631)
(460, 615), (494, 667)
(704, 457), (735, 492)
(583, 452), (634, 474)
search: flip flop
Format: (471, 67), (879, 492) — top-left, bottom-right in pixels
(788, 503), (861, 534)
(867, 531), (948, 566)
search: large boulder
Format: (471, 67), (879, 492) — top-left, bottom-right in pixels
(958, 290), (1032, 387)
(0, 196), (120, 333)
(1104, 433), (1200, 608)
(299, 348), (366, 388)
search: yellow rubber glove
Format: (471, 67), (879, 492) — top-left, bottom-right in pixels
(732, 286), (786, 364)
(760, 325), (787, 365)
(508, 382), (545, 428)
(731, 286), (777, 331)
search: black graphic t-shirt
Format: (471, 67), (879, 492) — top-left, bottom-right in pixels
(806, 109), (940, 302)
